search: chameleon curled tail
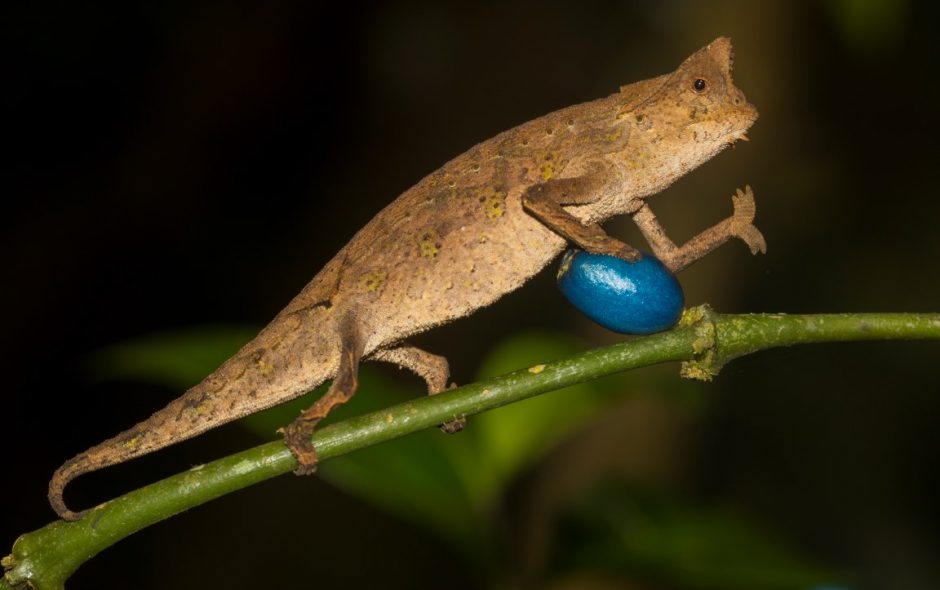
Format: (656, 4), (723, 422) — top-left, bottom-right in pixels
(47, 380), (261, 521)
(48, 331), (336, 521)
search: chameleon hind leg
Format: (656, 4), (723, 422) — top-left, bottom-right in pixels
(632, 185), (766, 273)
(282, 317), (364, 475)
(372, 346), (465, 433)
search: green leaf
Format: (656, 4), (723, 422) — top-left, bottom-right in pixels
(239, 368), (484, 556)
(824, 0), (910, 51)
(554, 483), (849, 590)
(453, 332), (609, 508)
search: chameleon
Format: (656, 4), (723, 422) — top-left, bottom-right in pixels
(49, 37), (765, 521)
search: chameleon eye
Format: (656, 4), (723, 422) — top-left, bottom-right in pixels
(693, 78), (708, 93)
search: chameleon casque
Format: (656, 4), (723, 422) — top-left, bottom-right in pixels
(50, 37), (765, 521)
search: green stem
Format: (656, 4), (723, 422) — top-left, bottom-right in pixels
(4, 310), (939, 589)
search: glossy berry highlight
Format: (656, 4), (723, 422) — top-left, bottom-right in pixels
(557, 249), (684, 335)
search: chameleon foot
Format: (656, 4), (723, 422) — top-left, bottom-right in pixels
(281, 419), (319, 475)
(730, 185), (766, 254)
(440, 415), (467, 434)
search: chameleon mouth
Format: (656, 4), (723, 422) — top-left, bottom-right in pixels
(726, 127), (752, 147)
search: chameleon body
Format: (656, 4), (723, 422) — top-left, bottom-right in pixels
(50, 37), (764, 520)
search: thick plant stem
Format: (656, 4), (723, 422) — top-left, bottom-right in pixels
(3, 311), (939, 589)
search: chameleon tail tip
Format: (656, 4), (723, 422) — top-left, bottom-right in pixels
(48, 460), (86, 522)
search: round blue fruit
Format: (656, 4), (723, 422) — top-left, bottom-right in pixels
(556, 249), (684, 335)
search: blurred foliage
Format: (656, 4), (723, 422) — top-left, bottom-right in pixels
(553, 482), (847, 590)
(86, 326), (842, 588)
(824, 0), (911, 51)
(86, 325), (258, 389)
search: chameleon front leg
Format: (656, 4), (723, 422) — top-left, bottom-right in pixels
(522, 175), (642, 262)
(632, 185), (766, 273)
(282, 316), (364, 475)
(371, 345), (465, 433)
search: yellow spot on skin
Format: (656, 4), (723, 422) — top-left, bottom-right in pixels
(541, 151), (564, 181)
(417, 230), (441, 259)
(385, 413), (394, 424)
(123, 434), (142, 449)
(528, 364), (546, 374)
(477, 187), (505, 219)
(627, 150), (650, 170)
(257, 358), (274, 376)
(541, 161), (555, 181)
(361, 269), (388, 292)
(484, 193), (504, 218)
(606, 128), (622, 142)
(185, 403), (210, 417)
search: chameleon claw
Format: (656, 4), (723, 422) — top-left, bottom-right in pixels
(436, 383), (466, 433)
(439, 415), (467, 434)
(616, 245), (643, 262)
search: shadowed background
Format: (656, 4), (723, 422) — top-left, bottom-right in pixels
(3, 1), (939, 589)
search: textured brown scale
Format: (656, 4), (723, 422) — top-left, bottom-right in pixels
(48, 38), (765, 521)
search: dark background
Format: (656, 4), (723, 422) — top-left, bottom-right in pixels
(4, 1), (939, 589)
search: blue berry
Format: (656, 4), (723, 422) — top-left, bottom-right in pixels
(557, 249), (684, 335)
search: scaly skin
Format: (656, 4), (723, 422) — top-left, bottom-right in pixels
(49, 37), (763, 520)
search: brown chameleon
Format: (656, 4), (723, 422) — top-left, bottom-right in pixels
(49, 37), (765, 520)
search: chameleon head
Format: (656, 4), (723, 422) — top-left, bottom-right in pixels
(630, 37), (758, 173)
